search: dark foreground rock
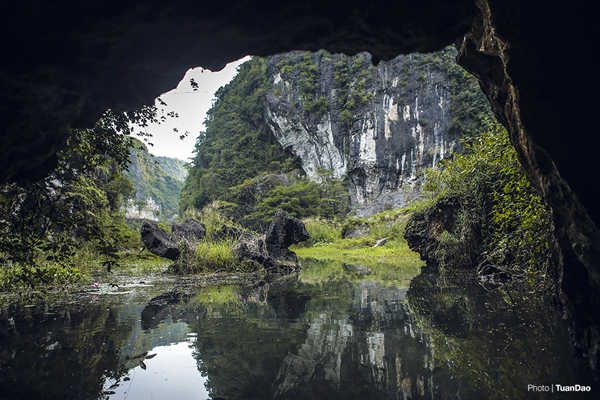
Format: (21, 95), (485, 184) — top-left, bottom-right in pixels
(171, 218), (207, 242)
(141, 219), (208, 261)
(141, 221), (181, 261)
(264, 209), (311, 268)
(234, 209), (311, 273)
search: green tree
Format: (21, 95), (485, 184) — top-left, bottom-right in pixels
(0, 108), (158, 285)
(180, 58), (300, 214)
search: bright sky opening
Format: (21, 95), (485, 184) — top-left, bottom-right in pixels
(138, 56), (251, 162)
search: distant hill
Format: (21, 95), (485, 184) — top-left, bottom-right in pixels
(153, 156), (188, 181)
(125, 140), (188, 221)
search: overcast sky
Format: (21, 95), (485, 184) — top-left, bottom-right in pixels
(136, 56), (251, 162)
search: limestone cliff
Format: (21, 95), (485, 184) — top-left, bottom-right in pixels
(264, 48), (493, 204)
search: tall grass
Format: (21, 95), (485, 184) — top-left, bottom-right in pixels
(185, 201), (245, 242)
(174, 239), (246, 274)
(296, 218), (342, 248)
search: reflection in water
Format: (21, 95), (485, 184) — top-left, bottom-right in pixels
(0, 259), (595, 399)
(103, 341), (209, 400)
(407, 266), (596, 399)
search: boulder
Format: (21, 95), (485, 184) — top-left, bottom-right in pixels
(265, 209), (311, 267)
(171, 218), (206, 242)
(233, 209), (310, 273)
(140, 221), (180, 261)
(233, 233), (278, 271)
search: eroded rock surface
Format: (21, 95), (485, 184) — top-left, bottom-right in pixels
(171, 218), (207, 243)
(234, 209), (310, 272)
(140, 221), (181, 261)
(265, 209), (311, 268)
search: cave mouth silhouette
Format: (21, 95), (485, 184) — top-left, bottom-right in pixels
(1, 0), (600, 378)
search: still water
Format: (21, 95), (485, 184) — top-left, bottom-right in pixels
(0, 259), (595, 399)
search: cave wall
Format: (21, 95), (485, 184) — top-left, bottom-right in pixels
(455, 0), (600, 374)
(2, 0), (600, 377)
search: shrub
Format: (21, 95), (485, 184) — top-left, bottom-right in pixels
(339, 109), (353, 126)
(407, 125), (552, 273)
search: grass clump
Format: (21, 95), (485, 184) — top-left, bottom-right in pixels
(175, 203), (259, 274)
(186, 240), (244, 274)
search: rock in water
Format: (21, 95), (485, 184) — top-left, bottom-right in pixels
(140, 221), (180, 261)
(233, 233), (278, 270)
(265, 209), (311, 269)
(232, 209), (310, 273)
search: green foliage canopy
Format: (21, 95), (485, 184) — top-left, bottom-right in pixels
(180, 58), (299, 215)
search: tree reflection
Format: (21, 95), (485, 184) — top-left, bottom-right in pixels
(0, 301), (133, 400)
(407, 266), (596, 399)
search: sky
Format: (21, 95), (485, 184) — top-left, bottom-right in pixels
(136, 56), (251, 162)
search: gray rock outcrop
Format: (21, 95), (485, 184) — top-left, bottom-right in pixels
(264, 50), (467, 205)
(234, 209), (311, 272)
(140, 221), (181, 261)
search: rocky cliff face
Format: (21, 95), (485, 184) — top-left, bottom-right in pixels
(264, 48), (491, 204)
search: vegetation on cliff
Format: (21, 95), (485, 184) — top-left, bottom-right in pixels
(416, 47), (495, 139)
(272, 46), (493, 146)
(404, 125), (553, 275)
(179, 58), (301, 215)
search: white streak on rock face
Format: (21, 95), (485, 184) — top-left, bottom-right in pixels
(385, 96), (399, 140)
(264, 53), (461, 205)
(402, 104), (411, 121)
(359, 114), (377, 166)
(266, 108), (345, 180)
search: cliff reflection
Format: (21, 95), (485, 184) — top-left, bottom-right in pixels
(171, 259), (434, 400)
(1, 259), (593, 400)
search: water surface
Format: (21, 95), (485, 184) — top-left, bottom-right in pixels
(0, 259), (594, 399)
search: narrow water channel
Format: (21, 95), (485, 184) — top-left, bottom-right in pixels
(0, 259), (595, 399)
